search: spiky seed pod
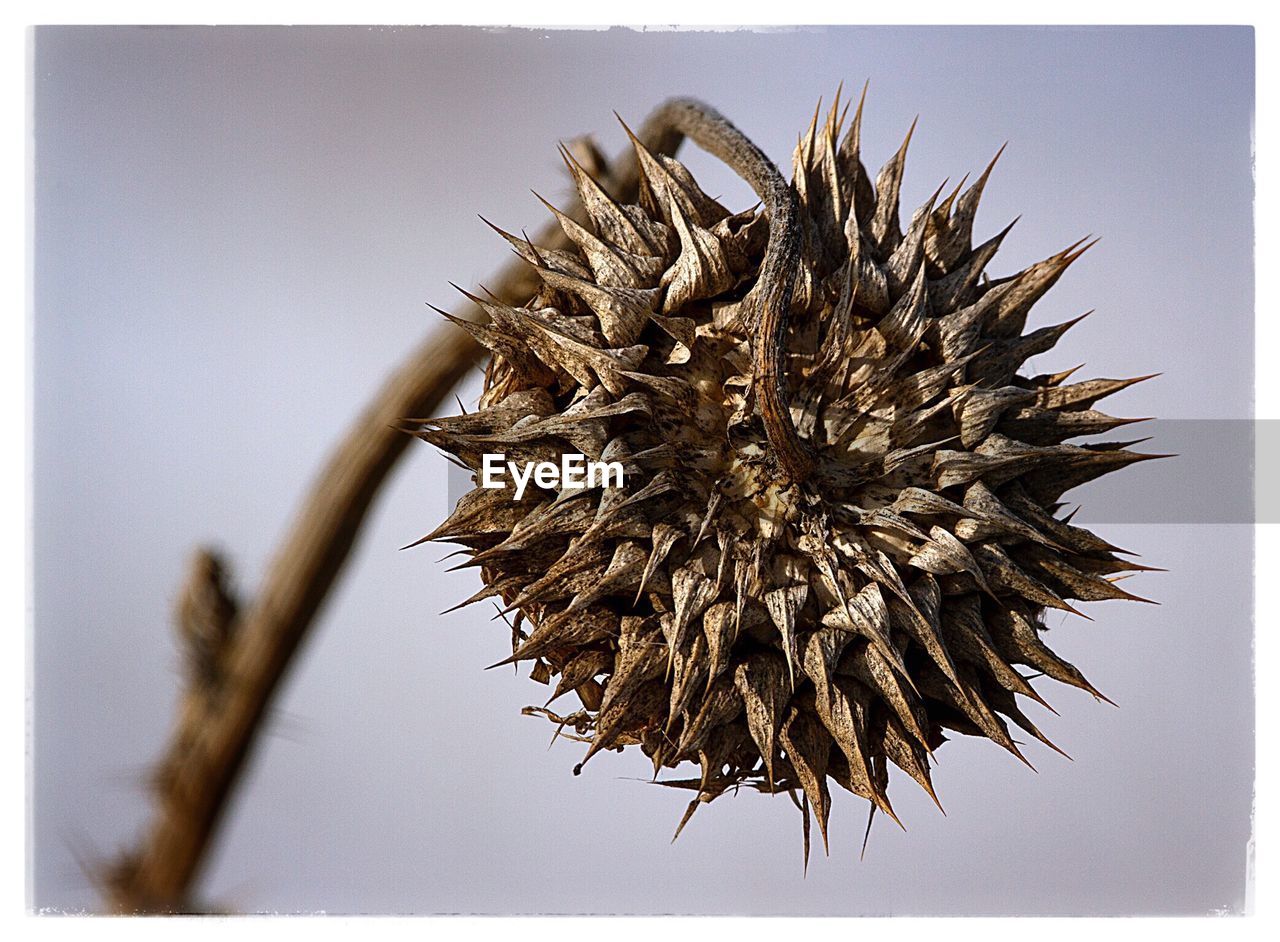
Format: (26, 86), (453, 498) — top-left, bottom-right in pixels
(417, 92), (1159, 860)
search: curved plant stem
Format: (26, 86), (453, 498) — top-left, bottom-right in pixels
(650, 98), (813, 483)
(106, 106), (689, 914)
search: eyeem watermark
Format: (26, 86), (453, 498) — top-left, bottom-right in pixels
(481, 453), (625, 500)
(450, 420), (1273, 523)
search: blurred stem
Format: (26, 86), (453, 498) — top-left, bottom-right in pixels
(106, 104), (690, 914)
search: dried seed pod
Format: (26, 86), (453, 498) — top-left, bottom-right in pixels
(418, 91), (1159, 862)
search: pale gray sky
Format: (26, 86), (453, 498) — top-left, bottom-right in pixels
(32, 25), (1253, 914)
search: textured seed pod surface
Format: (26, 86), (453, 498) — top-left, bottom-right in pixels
(417, 92), (1158, 859)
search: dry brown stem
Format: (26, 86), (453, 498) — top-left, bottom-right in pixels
(106, 102), (707, 914)
(652, 99), (810, 482)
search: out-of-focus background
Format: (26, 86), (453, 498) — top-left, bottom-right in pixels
(32, 25), (1253, 914)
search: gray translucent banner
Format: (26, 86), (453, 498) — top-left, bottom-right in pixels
(442, 419), (1264, 524)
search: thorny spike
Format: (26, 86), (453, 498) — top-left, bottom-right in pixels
(870, 116), (918, 254)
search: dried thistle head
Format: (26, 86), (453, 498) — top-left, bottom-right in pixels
(417, 90), (1158, 860)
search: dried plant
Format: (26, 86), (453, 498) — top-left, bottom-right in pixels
(420, 90), (1161, 861)
(114, 90), (1160, 913)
